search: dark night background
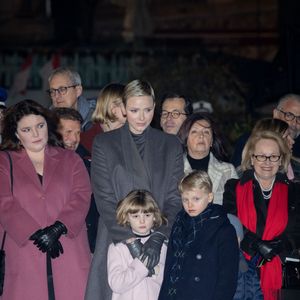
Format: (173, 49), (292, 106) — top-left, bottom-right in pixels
(0, 0), (300, 142)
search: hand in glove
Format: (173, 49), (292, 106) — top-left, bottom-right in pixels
(140, 232), (166, 270)
(48, 240), (64, 259)
(126, 239), (143, 259)
(256, 239), (283, 261)
(241, 231), (283, 261)
(30, 221), (67, 253)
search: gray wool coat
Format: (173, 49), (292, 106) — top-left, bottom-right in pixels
(84, 123), (184, 300)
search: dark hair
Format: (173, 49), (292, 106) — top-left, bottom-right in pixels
(177, 112), (229, 162)
(54, 107), (83, 124)
(161, 93), (193, 115)
(1, 99), (63, 151)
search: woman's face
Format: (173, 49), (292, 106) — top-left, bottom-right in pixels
(251, 138), (281, 183)
(187, 120), (213, 159)
(282, 129), (295, 151)
(125, 96), (155, 134)
(110, 102), (126, 130)
(16, 114), (48, 153)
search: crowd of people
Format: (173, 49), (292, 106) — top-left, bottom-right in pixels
(0, 67), (300, 300)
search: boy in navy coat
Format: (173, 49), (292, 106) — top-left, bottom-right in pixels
(159, 170), (239, 300)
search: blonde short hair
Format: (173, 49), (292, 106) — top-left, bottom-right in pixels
(116, 190), (167, 228)
(92, 83), (124, 124)
(123, 79), (155, 106)
(241, 130), (291, 172)
(178, 170), (213, 195)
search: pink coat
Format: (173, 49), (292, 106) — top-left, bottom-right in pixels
(0, 146), (92, 300)
(107, 236), (167, 300)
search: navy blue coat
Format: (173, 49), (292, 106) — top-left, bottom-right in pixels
(159, 204), (239, 300)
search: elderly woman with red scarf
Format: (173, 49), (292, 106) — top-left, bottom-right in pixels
(223, 130), (300, 300)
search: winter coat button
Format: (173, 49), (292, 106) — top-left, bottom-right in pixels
(196, 254), (202, 260)
(194, 276), (200, 282)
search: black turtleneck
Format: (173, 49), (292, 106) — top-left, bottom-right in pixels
(131, 129), (147, 159)
(187, 153), (210, 172)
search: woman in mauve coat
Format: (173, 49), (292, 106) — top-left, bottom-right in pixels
(0, 100), (91, 300)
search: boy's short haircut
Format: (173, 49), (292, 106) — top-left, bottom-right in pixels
(179, 170), (213, 194)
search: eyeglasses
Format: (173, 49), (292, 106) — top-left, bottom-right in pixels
(161, 111), (187, 119)
(47, 85), (78, 98)
(277, 108), (300, 124)
(252, 154), (281, 162)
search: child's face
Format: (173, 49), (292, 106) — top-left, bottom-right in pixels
(181, 187), (213, 217)
(127, 210), (154, 235)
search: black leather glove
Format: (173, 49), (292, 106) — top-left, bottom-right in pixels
(256, 239), (283, 261)
(140, 232), (166, 270)
(30, 221), (67, 253)
(126, 239), (143, 259)
(48, 240), (64, 259)
(241, 231), (283, 261)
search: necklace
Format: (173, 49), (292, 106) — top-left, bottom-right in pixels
(254, 173), (275, 200)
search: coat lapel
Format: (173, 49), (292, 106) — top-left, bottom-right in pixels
(208, 153), (222, 192)
(13, 149), (43, 191)
(42, 146), (61, 191)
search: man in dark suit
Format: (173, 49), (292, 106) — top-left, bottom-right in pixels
(54, 107), (99, 252)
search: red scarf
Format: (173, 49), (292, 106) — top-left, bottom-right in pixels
(236, 180), (288, 300)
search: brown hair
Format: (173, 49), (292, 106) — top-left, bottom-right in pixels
(116, 190), (167, 229)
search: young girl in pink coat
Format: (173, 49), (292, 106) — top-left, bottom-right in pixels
(107, 190), (167, 300)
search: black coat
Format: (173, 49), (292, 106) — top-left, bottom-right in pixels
(159, 204), (239, 300)
(223, 170), (300, 252)
(76, 144), (99, 253)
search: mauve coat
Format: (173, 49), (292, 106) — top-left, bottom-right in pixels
(0, 146), (92, 300)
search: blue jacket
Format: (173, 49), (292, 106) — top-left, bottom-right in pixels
(233, 252), (263, 300)
(159, 204), (239, 300)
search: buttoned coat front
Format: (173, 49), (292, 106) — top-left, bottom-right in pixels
(0, 146), (92, 300)
(85, 123), (184, 300)
(158, 205), (239, 300)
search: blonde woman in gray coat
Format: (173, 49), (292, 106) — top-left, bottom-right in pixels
(178, 113), (238, 205)
(85, 80), (183, 300)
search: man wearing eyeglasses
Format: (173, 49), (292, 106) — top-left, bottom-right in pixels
(48, 67), (96, 131)
(273, 93), (300, 181)
(273, 94), (300, 140)
(232, 94), (300, 176)
(160, 94), (193, 135)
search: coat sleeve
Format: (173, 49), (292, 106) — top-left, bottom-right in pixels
(159, 140), (183, 237)
(222, 178), (239, 215)
(214, 225), (239, 300)
(107, 243), (149, 293)
(91, 136), (132, 242)
(57, 153), (92, 238)
(0, 152), (40, 246)
(151, 242), (168, 285)
(285, 181), (300, 250)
